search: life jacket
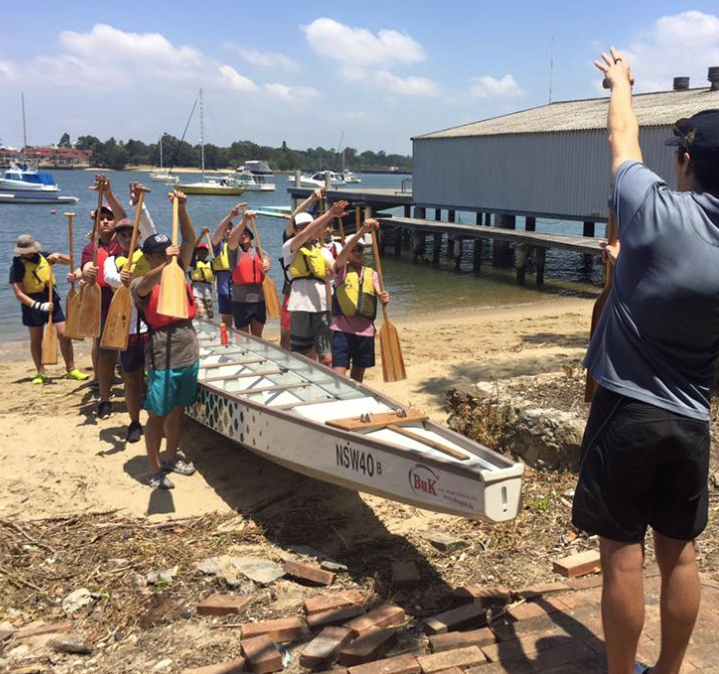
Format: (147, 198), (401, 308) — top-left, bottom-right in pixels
(211, 242), (230, 271)
(191, 260), (214, 283)
(19, 255), (56, 294)
(232, 249), (265, 285)
(333, 267), (377, 319)
(290, 245), (327, 281)
(143, 282), (197, 330)
(115, 249), (151, 280)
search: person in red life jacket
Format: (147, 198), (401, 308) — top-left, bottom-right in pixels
(79, 174), (127, 419)
(228, 210), (271, 337)
(9, 235), (90, 384)
(103, 183), (157, 444)
(131, 191), (199, 490)
(331, 219), (389, 382)
(189, 232), (214, 320)
(210, 203), (244, 328)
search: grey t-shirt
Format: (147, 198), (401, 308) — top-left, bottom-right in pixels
(584, 160), (719, 420)
(228, 247), (262, 304)
(131, 278), (199, 371)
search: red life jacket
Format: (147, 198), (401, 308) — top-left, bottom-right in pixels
(143, 282), (197, 330)
(231, 249), (265, 285)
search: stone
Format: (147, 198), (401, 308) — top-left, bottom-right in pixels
(62, 589), (93, 615)
(418, 531), (468, 552)
(241, 634), (283, 674)
(283, 560), (335, 586)
(338, 627), (398, 666)
(147, 567), (178, 585)
(241, 617), (304, 643)
(48, 638), (93, 655)
(321, 560), (349, 573)
(195, 556), (243, 586)
(300, 626), (353, 669)
(344, 605), (405, 637)
(307, 605), (366, 630)
(391, 562), (421, 589)
(304, 590), (364, 615)
(416, 645), (487, 673)
(180, 658), (247, 674)
(423, 604), (487, 635)
(347, 653), (420, 674)
(196, 594), (252, 617)
(153, 659), (173, 670)
(233, 557), (285, 585)
(552, 550), (602, 578)
(429, 627), (496, 652)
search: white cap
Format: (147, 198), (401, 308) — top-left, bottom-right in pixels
(294, 212), (314, 227)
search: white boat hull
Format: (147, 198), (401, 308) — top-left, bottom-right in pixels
(187, 322), (524, 521)
(0, 192), (79, 204)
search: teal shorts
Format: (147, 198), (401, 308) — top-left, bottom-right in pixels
(144, 362), (199, 417)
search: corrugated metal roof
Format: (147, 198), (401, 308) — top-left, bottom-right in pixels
(414, 87), (719, 139)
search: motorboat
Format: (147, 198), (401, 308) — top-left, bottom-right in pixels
(227, 168), (275, 192)
(291, 171), (346, 188)
(0, 162), (79, 204)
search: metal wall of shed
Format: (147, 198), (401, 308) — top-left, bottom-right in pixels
(412, 126), (676, 221)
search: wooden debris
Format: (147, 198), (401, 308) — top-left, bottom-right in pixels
(391, 562), (421, 589)
(552, 550), (602, 578)
(418, 530), (468, 552)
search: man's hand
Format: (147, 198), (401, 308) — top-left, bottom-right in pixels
(32, 300), (53, 313)
(230, 202), (247, 218)
(83, 264), (99, 285)
(330, 200), (350, 218)
(361, 218), (380, 233)
(594, 46), (632, 90)
(201, 227), (210, 235)
(600, 240), (621, 265)
(261, 257), (271, 273)
(120, 267), (133, 286)
(130, 182), (150, 205)
(379, 291), (390, 306)
(66, 269), (81, 284)
(313, 187), (326, 201)
(166, 244), (180, 258)
(92, 174), (110, 192)
(47, 253), (61, 264)
(169, 190), (187, 205)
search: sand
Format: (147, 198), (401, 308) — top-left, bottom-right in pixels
(0, 297), (592, 522)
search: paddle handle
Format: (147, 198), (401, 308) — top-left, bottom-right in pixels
(171, 195), (179, 248)
(370, 228), (390, 324)
(249, 215), (265, 258)
(65, 212), (75, 288)
(205, 232), (214, 254)
(126, 191), (145, 265)
(91, 187), (104, 266)
(338, 216), (346, 245)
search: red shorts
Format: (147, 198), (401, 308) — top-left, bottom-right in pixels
(280, 293), (291, 331)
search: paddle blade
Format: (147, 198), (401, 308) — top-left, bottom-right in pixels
(79, 283), (102, 338)
(101, 286), (132, 351)
(262, 277), (282, 319)
(64, 288), (84, 341)
(157, 259), (188, 319)
(41, 322), (58, 365)
(379, 319), (406, 382)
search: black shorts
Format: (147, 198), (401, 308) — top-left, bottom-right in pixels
(21, 291), (65, 327)
(120, 334), (147, 374)
(572, 386), (710, 543)
(232, 300), (266, 329)
(332, 330), (375, 369)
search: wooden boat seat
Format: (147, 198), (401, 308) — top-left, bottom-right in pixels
(294, 397), (391, 424)
(326, 407), (428, 432)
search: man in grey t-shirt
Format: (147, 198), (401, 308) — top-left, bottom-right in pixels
(573, 47), (719, 674)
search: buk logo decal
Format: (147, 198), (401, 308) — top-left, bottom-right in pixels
(409, 464), (439, 497)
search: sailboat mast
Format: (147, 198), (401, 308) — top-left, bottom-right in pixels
(21, 92), (27, 150)
(159, 135), (163, 170)
(199, 88), (205, 179)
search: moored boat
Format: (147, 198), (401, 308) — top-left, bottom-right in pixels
(0, 162), (79, 204)
(188, 321), (524, 522)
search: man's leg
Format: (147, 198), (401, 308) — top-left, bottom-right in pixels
(349, 366), (366, 382)
(163, 406), (184, 462)
(54, 321), (76, 371)
(145, 412), (165, 474)
(124, 369), (142, 424)
(97, 349), (116, 416)
(652, 533), (699, 674)
(600, 537), (645, 674)
(28, 326), (43, 373)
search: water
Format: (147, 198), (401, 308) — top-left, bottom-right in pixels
(0, 170), (601, 342)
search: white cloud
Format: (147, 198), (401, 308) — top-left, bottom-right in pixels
(219, 65), (258, 92)
(613, 11), (719, 92)
(376, 71), (439, 97)
(224, 43), (299, 71)
(0, 60), (16, 79)
(264, 83), (320, 102)
(469, 74), (523, 98)
(304, 18), (425, 68)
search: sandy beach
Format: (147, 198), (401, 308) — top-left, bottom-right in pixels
(0, 297), (592, 523)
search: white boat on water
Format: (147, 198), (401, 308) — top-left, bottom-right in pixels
(188, 321), (524, 521)
(0, 162), (79, 204)
(291, 171), (346, 188)
(149, 136), (178, 184)
(341, 170), (362, 184)
(227, 168), (275, 192)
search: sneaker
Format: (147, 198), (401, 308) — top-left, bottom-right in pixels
(161, 458), (196, 476)
(633, 663), (653, 674)
(126, 421), (143, 444)
(97, 400), (112, 419)
(66, 368), (90, 381)
(88, 379), (100, 391)
(149, 472), (175, 490)
(31, 373), (48, 385)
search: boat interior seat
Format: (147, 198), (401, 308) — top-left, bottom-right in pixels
(292, 396), (391, 423)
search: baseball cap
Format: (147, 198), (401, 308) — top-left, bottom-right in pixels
(294, 212), (314, 228)
(114, 218), (133, 232)
(142, 233), (171, 255)
(665, 109), (719, 160)
(196, 243), (209, 250)
(14, 234), (41, 255)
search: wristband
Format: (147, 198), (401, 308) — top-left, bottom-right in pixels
(31, 301), (40, 311)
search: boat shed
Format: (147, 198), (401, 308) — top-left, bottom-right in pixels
(412, 84), (719, 223)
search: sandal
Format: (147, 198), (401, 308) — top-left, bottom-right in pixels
(161, 458), (196, 476)
(66, 368), (90, 381)
(149, 472), (175, 490)
(31, 373), (47, 385)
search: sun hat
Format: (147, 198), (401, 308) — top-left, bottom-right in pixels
(14, 234), (42, 255)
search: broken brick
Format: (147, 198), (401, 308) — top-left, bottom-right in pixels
(552, 550), (602, 578)
(307, 605), (366, 630)
(429, 627), (496, 652)
(300, 626), (352, 669)
(304, 590), (364, 615)
(283, 560), (335, 586)
(241, 634), (283, 674)
(423, 603), (487, 635)
(391, 562), (421, 589)
(339, 627), (398, 666)
(344, 605), (405, 637)
(347, 653), (420, 674)
(417, 645), (487, 672)
(196, 594), (252, 617)
(241, 616), (304, 643)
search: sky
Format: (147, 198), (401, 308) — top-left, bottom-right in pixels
(1, 1), (719, 156)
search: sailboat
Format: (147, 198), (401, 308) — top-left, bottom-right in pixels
(149, 135), (178, 184)
(178, 90), (244, 197)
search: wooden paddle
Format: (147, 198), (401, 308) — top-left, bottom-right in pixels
(249, 214), (282, 319)
(584, 211), (619, 402)
(101, 190), (147, 350)
(41, 271), (58, 366)
(63, 212), (84, 341)
(337, 216), (346, 246)
(79, 187), (105, 337)
(371, 228), (406, 382)
(158, 195), (188, 318)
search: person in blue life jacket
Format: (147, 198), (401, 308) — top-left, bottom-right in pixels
(9, 234), (90, 385)
(210, 203), (245, 328)
(573, 47), (719, 674)
(330, 219), (389, 382)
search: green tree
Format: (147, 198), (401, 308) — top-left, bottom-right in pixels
(58, 132), (71, 148)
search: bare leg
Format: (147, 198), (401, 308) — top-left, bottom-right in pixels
(652, 532), (700, 674)
(123, 369), (143, 424)
(280, 328), (290, 350)
(600, 537), (645, 674)
(28, 326), (43, 373)
(163, 407), (184, 462)
(318, 354), (332, 367)
(333, 366), (348, 377)
(145, 412), (165, 474)
(221, 313), (233, 328)
(54, 322), (75, 371)
(91, 338), (99, 377)
(349, 366), (366, 382)
(98, 350), (116, 404)
(250, 320), (264, 338)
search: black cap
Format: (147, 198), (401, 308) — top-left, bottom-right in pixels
(142, 233), (171, 255)
(665, 109), (719, 161)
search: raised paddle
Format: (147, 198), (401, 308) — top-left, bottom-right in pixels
(371, 228), (406, 382)
(101, 189), (148, 350)
(41, 270), (58, 366)
(249, 214), (282, 319)
(78, 186), (105, 337)
(157, 195), (188, 318)
(63, 212), (83, 341)
(584, 211), (619, 402)
(337, 216), (346, 246)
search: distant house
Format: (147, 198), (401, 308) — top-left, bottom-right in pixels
(0, 145), (92, 167)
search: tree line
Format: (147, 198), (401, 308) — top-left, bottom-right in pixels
(65, 133), (412, 173)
